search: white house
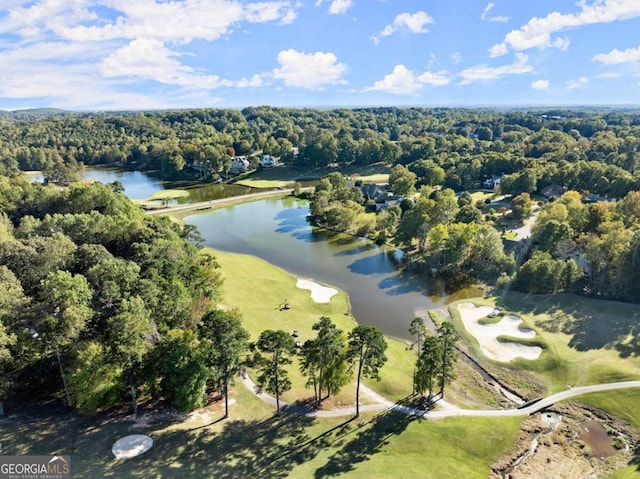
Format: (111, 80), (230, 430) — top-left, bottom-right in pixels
(258, 155), (278, 168)
(229, 156), (249, 175)
(483, 176), (502, 190)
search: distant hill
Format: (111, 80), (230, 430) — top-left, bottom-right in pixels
(0, 108), (77, 120)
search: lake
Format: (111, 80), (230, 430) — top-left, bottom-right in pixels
(185, 196), (481, 341)
(29, 166), (254, 203)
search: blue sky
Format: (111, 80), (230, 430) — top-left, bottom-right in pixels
(0, 0), (639, 110)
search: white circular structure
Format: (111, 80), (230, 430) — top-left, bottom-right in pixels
(112, 434), (153, 459)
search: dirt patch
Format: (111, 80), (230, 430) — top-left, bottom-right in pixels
(580, 420), (618, 459)
(491, 403), (640, 478)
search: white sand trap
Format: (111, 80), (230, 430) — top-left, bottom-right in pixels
(296, 279), (338, 303)
(457, 303), (542, 362)
(112, 434), (153, 459)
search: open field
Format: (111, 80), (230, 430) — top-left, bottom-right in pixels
(233, 164), (391, 189)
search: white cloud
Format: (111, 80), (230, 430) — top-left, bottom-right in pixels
(272, 49), (347, 89)
(102, 38), (229, 89)
(496, 0), (640, 55)
(481, 3), (509, 23)
(531, 79), (549, 89)
(566, 76), (589, 90)
(458, 53), (533, 85)
(0, 0), (97, 39)
(594, 45), (640, 64)
(418, 71), (452, 86)
(489, 42), (508, 58)
(102, 38), (274, 89)
(367, 64), (450, 95)
(315, 0), (352, 15)
(245, 1), (297, 23)
(6, 0), (299, 44)
(371, 11), (433, 43)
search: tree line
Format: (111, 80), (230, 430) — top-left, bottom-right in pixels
(1, 107), (639, 198)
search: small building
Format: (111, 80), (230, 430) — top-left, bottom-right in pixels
(258, 155), (278, 168)
(360, 184), (388, 202)
(229, 156), (249, 175)
(483, 176), (502, 190)
(540, 184), (566, 199)
(582, 192), (604, 204)
(376, 195), (403, 211)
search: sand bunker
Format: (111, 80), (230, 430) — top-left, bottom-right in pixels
(457, 303), (542, 362)
(296, 279), (338, 303)
(112, 434), (153, 459)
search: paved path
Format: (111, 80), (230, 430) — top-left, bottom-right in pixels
(240, 374), (640, 419)
(145, 188), (295, 215)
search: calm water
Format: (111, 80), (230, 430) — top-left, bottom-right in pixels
(30, 167), (253, 202)
(185, 197), (481, 340)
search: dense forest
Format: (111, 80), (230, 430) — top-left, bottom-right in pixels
(0, 177), (229, 414)
(1, 107), (639, 196)
(1, 106), (640, 415)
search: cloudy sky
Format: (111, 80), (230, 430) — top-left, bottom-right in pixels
(0, 0), (639, 110)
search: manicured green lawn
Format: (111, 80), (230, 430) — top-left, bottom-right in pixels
(211, 249), (416, 406)
(0, 403), (522, 479)
(233, 164), (391, 188)
(448, 293), (640, 394)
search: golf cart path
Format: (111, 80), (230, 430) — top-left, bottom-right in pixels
(240, 374), (640, 418)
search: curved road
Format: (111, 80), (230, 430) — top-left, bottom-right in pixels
(240, 375), (640, 419)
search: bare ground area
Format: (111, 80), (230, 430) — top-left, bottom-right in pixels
(491, 403), (640, 479)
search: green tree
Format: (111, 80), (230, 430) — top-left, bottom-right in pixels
(515, 251), (565, 294)
(0, 267), (22, 415)
(408, 316), (427, 357)
(414, 334), (442, 399)
(409, 159), (445, 186)
(37, 270), (93, 405)
(255, 329), (296, 415)
(299, 317), (347, 405)
(510, 192), (532, 222)
(346, 325), (388, 417)
(389, 165), (417, 197)
(158, 328), (209, 412)
(68, 342), (123, 415)
(437, 322), (459, 398)
(108, 296), (154, 417)
(199, 309), (250, 418)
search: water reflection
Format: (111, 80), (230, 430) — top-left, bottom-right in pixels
(29, 166), (261, 203)
(186, 197), (483, 340)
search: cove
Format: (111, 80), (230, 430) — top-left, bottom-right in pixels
(185, 196), (481, 340)
(29, 166), (254, 202)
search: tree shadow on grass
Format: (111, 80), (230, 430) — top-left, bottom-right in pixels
(313, 407), (419, 478)
(103, 411), (331, 479)
(498, 293), (640, 357)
